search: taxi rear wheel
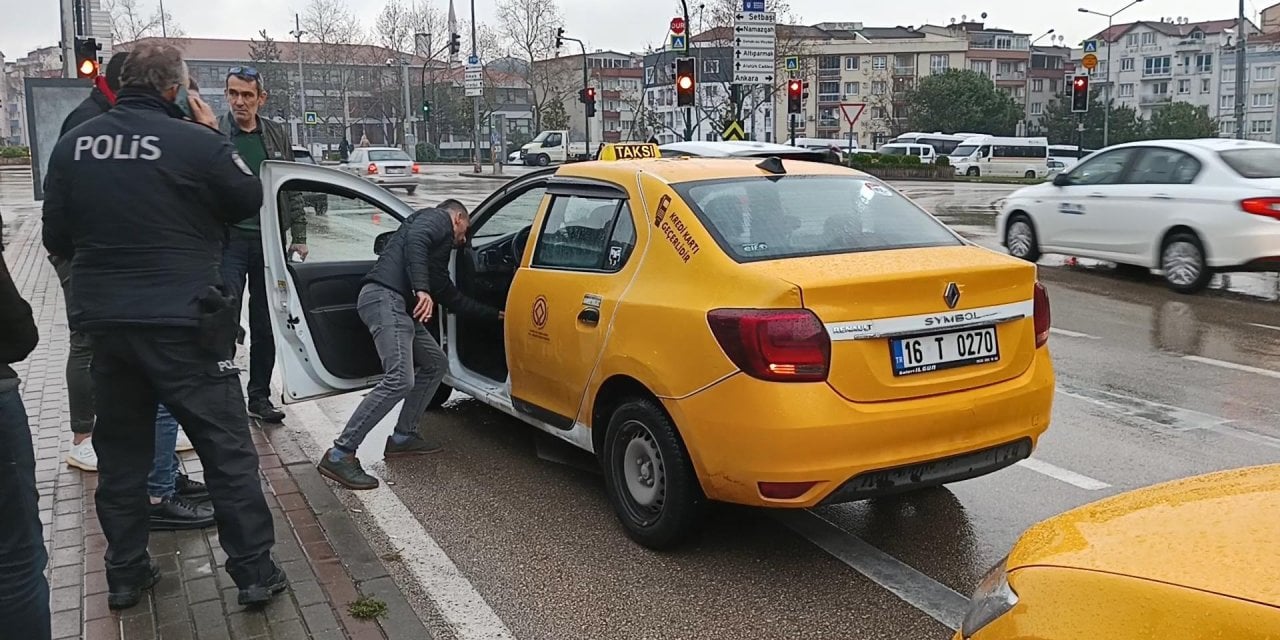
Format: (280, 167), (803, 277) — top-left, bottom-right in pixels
(1004, 214), (1041, 263)
(601, 399), (703, 550)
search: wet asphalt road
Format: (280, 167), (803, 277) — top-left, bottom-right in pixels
(4, 167), (1280, 639)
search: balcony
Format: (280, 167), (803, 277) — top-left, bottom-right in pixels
(1140, 94), (1172, 106)
(602, 110), (622, 119)
(602, 89), (622, 100)
(818, 67), (842, 78)
(817, 93), (841, 105)
(994, 71), (1026, 82)
(1142, 69), (1172, 79)
(602, 131), (622, 143)
(893, 66), (915, 77)
(817, 117), (841, 128)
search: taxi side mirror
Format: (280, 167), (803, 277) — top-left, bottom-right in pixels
(374, 231), (394, 254)
(1052, 173), (1072, 187)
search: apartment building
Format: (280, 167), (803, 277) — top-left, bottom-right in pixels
(533, 50), (643, 144)
(919, 22), (1033, 108)
(1082, 18), (1256, 122)
(1026, 45), (1076, 131)
(3, 46), (64, 147)
(1219, 30), (1280, 141)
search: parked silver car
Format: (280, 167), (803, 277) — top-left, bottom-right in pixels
(342, 146), (419, 194)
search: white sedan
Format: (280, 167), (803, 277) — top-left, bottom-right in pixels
(997, 138), (1280, 293)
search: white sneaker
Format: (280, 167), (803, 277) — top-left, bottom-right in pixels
(175, 429), (194, 453)
(66, 439), (98, 472)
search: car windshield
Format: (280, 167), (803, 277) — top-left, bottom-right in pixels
(1219, 148), (1280, 178)
(368, 150), (412, 162)
(674, 176), (962, 262)
(880, 146), (909, 156)
(950, 144), (979, 157)
(531, 131), (551, 143)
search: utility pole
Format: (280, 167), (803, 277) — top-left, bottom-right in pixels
(291, 14), (308, 149)
(159, 0), (168, 37)
(60, 0), (77, 77)
(1235, 0), (1247, 139)
(1079, 1), (1144, 148)
(471, 0), (481, 172)
(562, 34), (591, 159)
(400, 61), (413, 153)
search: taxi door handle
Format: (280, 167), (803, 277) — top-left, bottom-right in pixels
(1087, 192), (1106, 198)
(1152, 193), (1174, 200)
(577, 307), (600, 326)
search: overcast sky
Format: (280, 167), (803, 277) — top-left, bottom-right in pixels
(1, 0), (1254, 62)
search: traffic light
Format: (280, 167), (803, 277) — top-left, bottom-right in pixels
(421, 99), (432, 120)
(449, 33), (461, 56)
(75, 37), (100, 79)
(787, 79), (802, 114)
(1071, 75), (1089, 113)
(580, 87), (596, 117)
(675, 57), (695, 107)
(555, 28), (565, 49)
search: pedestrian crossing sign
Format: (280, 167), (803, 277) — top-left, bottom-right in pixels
(1083, 40), (1098, 53)
(304, 111), (318, 125)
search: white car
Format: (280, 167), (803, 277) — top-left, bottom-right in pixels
(342, 146), (419, 194)
(997, 138), (1280, 293)
(658, 140), (832, 162)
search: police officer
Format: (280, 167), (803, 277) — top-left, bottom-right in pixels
(41, 43), (285, 610)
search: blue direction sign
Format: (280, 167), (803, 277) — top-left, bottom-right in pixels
(784, 56), (799, 71)
(670, 34), (687, 50)
(742, 0), (765, 11)
(1083, 40), (1098, 53)
(467, 54), (479, 65)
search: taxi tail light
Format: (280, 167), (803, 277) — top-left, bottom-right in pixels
(367, 163), (379, 174)
(1033, 282), (1051, 348)
(1241, 197), (1280, 220)
(707, 309), (830, 382)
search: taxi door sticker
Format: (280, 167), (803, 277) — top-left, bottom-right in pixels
(529, 295), (550, 341)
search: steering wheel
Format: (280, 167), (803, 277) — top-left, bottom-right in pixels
(511, 226), (533, 264)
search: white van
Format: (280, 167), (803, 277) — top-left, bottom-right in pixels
(877, 142), (937, 164)
(1047, 144), (1096, 170)
(949, 136), (1050, 178)
(890, 132), (976, 155)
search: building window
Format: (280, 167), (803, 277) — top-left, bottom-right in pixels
(1201, 78), (1211, 93)
(1121, 57), (1135, 72)
(1256, 66), (1276, 81)
(1119, 83), (1135, 97)
(844, 81), (860, 95)
(1031, 78), (1044, 92)
(969, 60), (991, 77)
(1151, 81), (1169, 96)
(929, 54), (949, 74)
(872, 55), (887, 70)
(1125, 33), (1139, 47)
(845, 56), (860, 70)
(1141, 32), (1156, 46)
(1049, 78), (1059, 93)
(1223, 68), (1236, 83)
(871, 81), (886, 95)
(1220, 119), (1236, 134)
(818, 55), (840, 70)
(818, 81), (840, 95)
(703, 59), (719, 74)
(1143, 56), (1170, 76)
(1221, 94), (1235, 109)
(1251, 119), (1273, 135)
(1253, 93), (1274, 108)
(1196, 53), (1212, 73)
(1177, 80), (1191, 94)
(1030, 102), (1043, 115)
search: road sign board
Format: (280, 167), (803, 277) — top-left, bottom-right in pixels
(1081, 53), (1098, 70)
(742, 0), (765, 11)
(785, 56), (799, 71)
(303, 111), (318, 125)
(734, 48), (775, 60)
(1083, 40), (1098, 53)
(670, 17), (686, 34)
(722, 119), (747, 141)
(734, 23), (776, 36)
(734, 11), (775, 22)
(670, 34), (687, 50)
(734, 9), (775, 85)
(732, 59), (775, 73)
(839, 103), (866, 125)
(733, 72), (774, 84)
(465, 62), (483, 97)
(735, 34), (774, 48)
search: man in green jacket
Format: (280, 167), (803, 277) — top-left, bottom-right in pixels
(217, 67), (306, 423)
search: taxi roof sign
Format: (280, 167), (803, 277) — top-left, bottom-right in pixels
(599, 142), (661, 161)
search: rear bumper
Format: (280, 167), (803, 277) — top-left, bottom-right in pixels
(664, 351), (1054, 508)
(366, 175), (419, 188)
(1207, 224), (1280, 270)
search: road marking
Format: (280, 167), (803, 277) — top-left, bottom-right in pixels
(285, 400), (517, 640)
(1050, 327), (1101, 339)
(1183, 355), (1280, 380)
(1248, 322), (1280, 332)
(1016, 458), (1110, 490)
(775, 510), (969, 630)
(1059, 384), (1280, 450)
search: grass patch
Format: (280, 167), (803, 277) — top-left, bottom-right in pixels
(348, 596), (389, 620)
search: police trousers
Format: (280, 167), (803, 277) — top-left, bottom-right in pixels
(89, 328), (275, 590)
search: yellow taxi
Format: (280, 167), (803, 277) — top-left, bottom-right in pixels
(256, 142), (1055, 548)
(957, 464), (1280, 639)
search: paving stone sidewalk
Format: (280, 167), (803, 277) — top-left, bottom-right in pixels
(4, 203), (430, 639)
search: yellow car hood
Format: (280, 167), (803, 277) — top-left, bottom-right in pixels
(1008, 464), (1280, 608)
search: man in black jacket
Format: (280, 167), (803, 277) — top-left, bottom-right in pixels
(318, 200), (503, 490)
(42, 43), (285, 610)
(0, 222), (50, 640)
(60, 51), (128, 136)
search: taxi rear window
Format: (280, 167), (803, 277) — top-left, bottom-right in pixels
(673, 176), (961, 262)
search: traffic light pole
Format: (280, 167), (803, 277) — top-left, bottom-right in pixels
(419, 40), (452, 146)
(471, 0), (482, 173)
(563, 35), (591, 159)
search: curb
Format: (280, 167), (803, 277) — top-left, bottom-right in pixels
(455, 172), (517, 181)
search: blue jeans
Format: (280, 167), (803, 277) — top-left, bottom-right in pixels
(221, 232), (275, 403)
(0, 387), (51, 640)
(148, 404), (180, 499)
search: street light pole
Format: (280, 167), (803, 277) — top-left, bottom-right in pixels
(1235, 0), (1247, 139)
(1079, 0), (1143, 148)
(471, 0), (482, 172)
(562, 34), (591, 159)
(291, 14), (308, 149)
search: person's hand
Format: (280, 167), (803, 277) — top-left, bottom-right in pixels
(412, 291), (434, 323)
(189, 94), (218, 129)
(289, 244), (309, 261)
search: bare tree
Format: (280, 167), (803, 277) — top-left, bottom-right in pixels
(301, 0), (366, 137)
(104, 0), (184, 42)
(249, 30), (299, 123)
(495, 0), (561, 130)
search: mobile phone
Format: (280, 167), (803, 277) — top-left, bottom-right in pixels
(175, 85), (194, 119)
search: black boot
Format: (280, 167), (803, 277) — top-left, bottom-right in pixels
(238, 563), (289, 607)
(149, 495), (215, 531)
(175, 473), (210, 503)
(247, 398), (286, 423)
(107, 559), (161, 610)
(317, 449), (379, 490)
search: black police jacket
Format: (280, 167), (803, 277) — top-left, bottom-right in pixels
(41, 88), (263, 332)
(364, 207), (498, 321)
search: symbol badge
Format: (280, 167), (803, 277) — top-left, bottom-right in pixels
(943, 282), (961, 309)
(532, 296), (548, 330)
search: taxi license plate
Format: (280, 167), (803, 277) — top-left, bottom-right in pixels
(387, 167), (407, 175)
(891, 327), (999, 376)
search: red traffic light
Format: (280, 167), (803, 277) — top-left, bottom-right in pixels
(586, 87), (596, 99)
(677, 75), (693, 90)
(1074, 77), (1087, 88)
(670, 17), (686, 34)
(788, 80), (802, 94)
(78, 59), (99, 77)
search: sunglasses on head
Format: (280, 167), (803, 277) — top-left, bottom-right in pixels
(227, 66), (260, 78)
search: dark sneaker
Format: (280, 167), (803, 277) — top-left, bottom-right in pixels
(149, 495), (215, 531)
(384, 434), (444, 458)
(175, 473), (210, 503)
(238, 563), (289, 607)
(107, 560), (161, 610)
(317, 449), (379, 490)
(247, 398), (286, 423)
